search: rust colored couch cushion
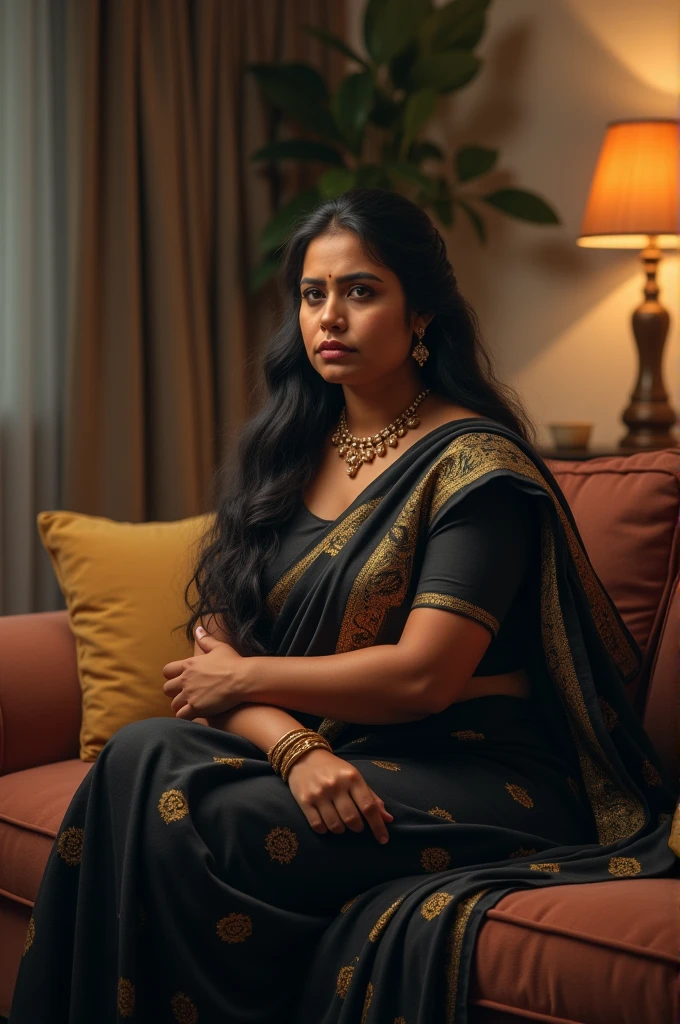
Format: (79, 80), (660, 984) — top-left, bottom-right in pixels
(546, 449), (680, 705)
(469, 879), (679, 1024)
(0, 759), (92, 905)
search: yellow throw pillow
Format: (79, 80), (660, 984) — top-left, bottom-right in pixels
(37, 510), (215, 760)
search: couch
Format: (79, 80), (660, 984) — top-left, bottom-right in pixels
(1, 448), (678, 1023)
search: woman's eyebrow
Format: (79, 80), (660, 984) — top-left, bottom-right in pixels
(300, 271), (384, 286)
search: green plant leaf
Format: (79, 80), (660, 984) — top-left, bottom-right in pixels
(389, 39), (420, 91)
(301, 25), (370, 68)
(401, 89), (438, 157)
(368, 90), (402, 130)
(249, 252), (282, 293)
(455, 197), (487, 242)
(431, 195), (454, 226)
(317, 168), (358, 199)
(355, 164), (393, 188)
(480, 188), (561, 224)
(418, 0), (491, 53)
(408, 140), (445, 162)
(364, 0), (432, 64)
(259, 187), (322, 253)
(250, 139), (345, 165)
(454, 144), (498, 182)
(407, 50), (481, 93)
(247, 63), (342, 143)
(331, 72), (374, 153)
(385, 161), (440, 198)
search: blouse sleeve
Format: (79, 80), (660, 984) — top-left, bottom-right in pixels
(411, 477), (535, 639)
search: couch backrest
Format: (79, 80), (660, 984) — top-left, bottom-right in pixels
(546, 448), (679, 781)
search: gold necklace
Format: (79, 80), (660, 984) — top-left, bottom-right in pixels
(331, 388), (431, 478)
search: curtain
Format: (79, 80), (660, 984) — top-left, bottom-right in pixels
(0, 0), (346, 613)
(0, 0), (68, 614)
(63, 0), (347, 523)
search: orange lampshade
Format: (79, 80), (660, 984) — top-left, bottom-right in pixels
(577, 119), (679, 249)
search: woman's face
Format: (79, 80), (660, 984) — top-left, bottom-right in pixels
(298, 229), (431, 386)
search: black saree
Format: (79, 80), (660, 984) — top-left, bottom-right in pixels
(9, 419), (677, 1024)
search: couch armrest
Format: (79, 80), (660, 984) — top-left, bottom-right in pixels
(0, 610), (81, 775)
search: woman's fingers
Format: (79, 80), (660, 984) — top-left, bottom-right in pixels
(332, 792), (365, 833)
(370, 789), (394, 822)
(316, 799), (346, 835)
(351, 783), (390, 844)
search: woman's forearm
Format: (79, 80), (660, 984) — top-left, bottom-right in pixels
(237, 644), (432, 725)
(192, 641), (308, 753)
(206, 704), (310, 755)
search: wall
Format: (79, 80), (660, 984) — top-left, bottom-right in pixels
(345, 0), (679, 448)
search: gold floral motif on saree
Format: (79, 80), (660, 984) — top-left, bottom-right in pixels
(216, 912), (253, 943)
(421, 891), (455, 920)
(371, 760), (401, 771)
(421, 847), (451, 872)
(368, 898), (403, 941)
(340, 894), (360, 913)
(264, 826), (299, 864)
(57, 826), (84, 865)
(529, 862), (561, 872)
(171, 991), (199, 1024)
(608, 856), (642, 876)
(336, 964), (354, 998)
(213, 756), (245, 767)
(22, 916), (35, 955)
(429, 806), (456, 821)
(505, 783), (534, 808)
(598, 697), (618, 731)
(361, 981), (374, 1023)
(158, 790), (189, 824)
(509, 846), (537, 858)
(117, 977), (135, 1018)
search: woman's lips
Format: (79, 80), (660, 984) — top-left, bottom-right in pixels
(319, 348), (356, 359)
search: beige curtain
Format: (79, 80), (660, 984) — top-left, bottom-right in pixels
(64, 0), (347, 522)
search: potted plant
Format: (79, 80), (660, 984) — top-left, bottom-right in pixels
(247, 0), (560, 291)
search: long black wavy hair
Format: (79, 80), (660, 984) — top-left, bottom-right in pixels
(181, 187), (536, 655)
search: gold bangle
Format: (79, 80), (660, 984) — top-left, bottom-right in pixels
(279, 737), (320, 776)
(266, 728), (311, 762)
(280, 737), (332, 783)
(270, 730), (317, 774)
(267, 729), (317, 774)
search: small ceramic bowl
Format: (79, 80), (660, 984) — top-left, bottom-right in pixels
(547, 422), (593, 449)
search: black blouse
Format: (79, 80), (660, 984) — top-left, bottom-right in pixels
(262, 477), (538, 677)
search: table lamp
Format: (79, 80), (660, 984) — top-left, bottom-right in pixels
(577, 119), (679, 450)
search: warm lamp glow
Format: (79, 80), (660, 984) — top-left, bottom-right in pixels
(577, 120), (679, 250)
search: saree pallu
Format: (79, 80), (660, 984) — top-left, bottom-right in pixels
(9, 419), (677, 1024)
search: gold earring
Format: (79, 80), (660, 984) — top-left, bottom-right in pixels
(411, 326), (429, 367)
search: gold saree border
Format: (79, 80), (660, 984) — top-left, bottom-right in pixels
(411, 593), (500, 637)
(445, 887), (490, 1024)
(264, 499), (382, 619)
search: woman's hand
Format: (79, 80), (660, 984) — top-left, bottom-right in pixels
(286, 748), (393, 844)
(162, 627), (245, 720)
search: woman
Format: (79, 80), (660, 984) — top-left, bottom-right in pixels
(10, 189), (676, 1024)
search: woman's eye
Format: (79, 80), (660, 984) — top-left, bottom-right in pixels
(302, 285), (372, 301)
